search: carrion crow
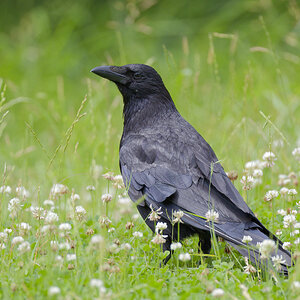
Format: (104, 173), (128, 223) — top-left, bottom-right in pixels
(91, 64), (291, 274)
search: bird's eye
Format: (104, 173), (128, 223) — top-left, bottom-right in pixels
(133, 73), (143, 80)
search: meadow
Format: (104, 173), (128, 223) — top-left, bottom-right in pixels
(0, 0), (300, 299)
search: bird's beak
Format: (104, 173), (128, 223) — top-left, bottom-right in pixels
(90, 66), (128, 85)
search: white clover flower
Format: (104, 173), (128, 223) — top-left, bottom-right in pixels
(41, 225), (51, 233)
(108, 227), (115, 233)
(259, 239), (276, 259)
(170, 242), (182, 251)
(121, 243), (131, 250)
(148, 204), (162, 221)
(278, 174), (291, 186)
(48, 286), (61, 296)
(12, 236), (24, 245)
(90, 279), (104, 288)
(133, 231), (143, 238)
(243, 257), (256, 274)
(71, 193), (80, 201)
(86, 185), (96, 191)
(294, 223), (300, 228)
(262, 151), (277, 167)
(118, 197), (131, 205)
(17, 241), (30, 254)
(59, 223), (72, 231)
(271, 255), (286, 271)
(253, 169), (263, 178)
(280, 187), (289, 196)
(292, 281), (300, 290)
(178, 253), (191, 262)
(90, 235), (103, 245)
(240, 175), (254, 190)
(264, 190), (279, 202)
(55, 255), (63, 263)
(4, 228), (12, 234)
(113, 175), (125, 189)
(50, 184), (68, 197)
(242, 235), (252, 243)
(0, 243), (6, 249)
(101, 194), (112, 203)
(151, 234), (167, 244)
(45, 211), (59, 224)
(8, 198), (22, 218)
(108, 243), (119, 254)
(66, 254), (76, 261)
(132, 213), (140, 220)
(90, 279), (106, 293)
(102, 172), (114, 181)
(50, 241), (59, 251)
(295, 238), (300, 245)
(43, 199), (55, 206)
(99, 216), (112, 228)
(18, 223), (31, 235)
(155, 222), (168, 233)
(211, 288), (224, 297)
(292, 147), (300, 161)
(288, 189), (298, 196)
(16, 186), (30, 199)
(205, 210), (219, 222)
(282, 242), (292, 250)
(0, 185), (11, 194)
(31, 206), (46, 220)
(75, 206), (86, 221)
(173, 210), (184, 224)
(245, 160), (263, 170)
(283, 214), (296, 228)
(275, 230), (282, 236)
(291, 210), (298, 215)
(290, 230), (299, 237)
(59, 242), (71, 250)
(277, 209), (287, 216)
(0, 232), (8, 242)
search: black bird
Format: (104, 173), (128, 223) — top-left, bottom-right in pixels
(91, 64), (291, 273)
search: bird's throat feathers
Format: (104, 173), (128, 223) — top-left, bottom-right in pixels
(122, 93), (177, 133)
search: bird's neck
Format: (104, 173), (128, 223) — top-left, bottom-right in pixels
(122, 94), (177, 134)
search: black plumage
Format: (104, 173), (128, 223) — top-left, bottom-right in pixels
(91, 64), (291, 273)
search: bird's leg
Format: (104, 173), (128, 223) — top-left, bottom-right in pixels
(197, 231), (211, 265)
(160, 237), (173, 267)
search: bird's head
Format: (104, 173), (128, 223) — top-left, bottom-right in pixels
(90, 64), (171, 101)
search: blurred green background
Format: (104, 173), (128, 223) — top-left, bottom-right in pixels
(0, 0), (299, 194)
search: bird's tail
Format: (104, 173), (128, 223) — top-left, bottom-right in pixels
(226, 227), (291, 276)
(146, 200), (292, 275)
(180, 209), (292, 275)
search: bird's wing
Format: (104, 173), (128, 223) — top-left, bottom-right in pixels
(119, 130), (255, 223)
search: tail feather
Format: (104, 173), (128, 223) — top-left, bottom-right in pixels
(145, 199), (292, 274)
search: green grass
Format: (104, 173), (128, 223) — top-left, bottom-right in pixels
(0, 0), (300, 299)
